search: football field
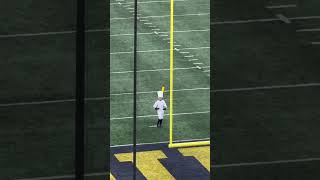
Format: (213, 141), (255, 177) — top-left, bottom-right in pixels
(0, 1), (107, 179)
(110, 0), (210, 146)
(213, 0), (320, 179)
(110, 0), (211, 178)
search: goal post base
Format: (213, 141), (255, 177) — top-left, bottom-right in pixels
(168, 140), (210, 148)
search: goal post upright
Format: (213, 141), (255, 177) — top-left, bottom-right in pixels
(169, 0), (174, 147)
(168, 0), (210, 148)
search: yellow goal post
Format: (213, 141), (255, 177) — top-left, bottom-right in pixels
(168, 0), (210, 148)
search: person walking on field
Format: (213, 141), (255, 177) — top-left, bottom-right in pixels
(153, 91), (167, 127)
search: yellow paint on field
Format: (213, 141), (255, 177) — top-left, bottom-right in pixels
(178, 146), (210, 171)
(110, 173), (116, 180)
(115, 150), (175, 180)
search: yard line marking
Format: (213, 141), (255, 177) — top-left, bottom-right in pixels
(180, 52), (189, 54)
(0, 88), (209, 107)
(152, 28), (160, 31)
(144, 22), (153, 24)
(160, 34), (168, 36)
(139, 19), (148, 21)
(111, 13), (209, 20)
(290, 16), (320, 20)
(0, 31), (74, 38)
(213, 18), (279, 24)
(276, 14), (291, 24)
(265, 4), (297, 9)
(213, 158), (320, 168)
(174, 44), (181, 47)
(193, 62), (203, 65)
(111, 0), (187, 5)
(213, 16), (320, 25)
(111, 87), (209, 96)
(109, 29), (209, 36)
(214, 83), (320, 92)
(189, 59), (199, 61)
(184, 55), (194, 57)
(110, 46), (209, 54)
(296, 28), (320, 32)
(148, 125), (158, 128)
(111, 137), (210, 147)
(4, 83), (320, 107)
(111, 67), (202, 74)
(0, 28), (209, 38)
(0, 29), (107, 38)
(111, 111), (210, 120)
(203, 70), (210, 72)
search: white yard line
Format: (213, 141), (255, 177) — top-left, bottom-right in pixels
(3, 16), (320, 38)
(111, 0), (187, 5)
(0, 29), (106, 38)
(110, 29), (210, 37)
(296, 28), (320, 32)
(265, 4), (297, 9)
(212, 16), (320, 25)
(111, 13), (209, 20)
(110, 46), (209, 55)
(111, 66), (202, 74)
(0, 87), (209, 107)
(3, 83), (320, 107)
(214, 83), (320, 92)
(111, 111), (210, 120)
(276, 14), (291, 24)
(111, 87), (209, 96)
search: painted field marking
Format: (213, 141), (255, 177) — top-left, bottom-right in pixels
(265, 4), (297, 9)
(276, 14), (291, 24)
(296, 28), (320, 32)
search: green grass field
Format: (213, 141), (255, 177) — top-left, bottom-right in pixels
(0, 1), (107, 179)
(110, 0), (210, 146)
(213, 0), (320, 179)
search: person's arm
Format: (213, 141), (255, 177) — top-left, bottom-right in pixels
(163, 101), (167, 110)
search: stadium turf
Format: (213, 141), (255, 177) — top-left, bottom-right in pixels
(110, 0), (210, 146)
(213, 0), (320, 179)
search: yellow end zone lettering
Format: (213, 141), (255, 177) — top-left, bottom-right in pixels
(110, 173), (116, 180)
(115, 150), (175, 179)
(178, 146), (210, 171)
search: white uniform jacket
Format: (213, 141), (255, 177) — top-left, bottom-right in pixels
(153, 100), (167, 119)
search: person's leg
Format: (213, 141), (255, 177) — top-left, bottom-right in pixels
(159, 119), (163, 127)
(157, 119), (161, 127)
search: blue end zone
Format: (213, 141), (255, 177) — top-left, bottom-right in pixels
(111, 142), (210, 179)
